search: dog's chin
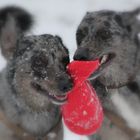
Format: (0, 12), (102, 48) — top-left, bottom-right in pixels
(92, 65), (136, 89)
(88, 53), (134, 89)
(91, 66), (134, 89)
(98, 75), (130, 89)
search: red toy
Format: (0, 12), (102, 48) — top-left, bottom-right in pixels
(61, 60), (104, 135)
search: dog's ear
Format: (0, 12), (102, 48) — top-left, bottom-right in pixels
(115, 8), (140, 39)
(0, 6), (33, 60)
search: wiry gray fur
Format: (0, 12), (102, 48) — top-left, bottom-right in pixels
(74, 8), (140, 140)
(0, 6), (72, 140)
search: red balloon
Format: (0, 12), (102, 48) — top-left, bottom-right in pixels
(61, 60), (103, 135)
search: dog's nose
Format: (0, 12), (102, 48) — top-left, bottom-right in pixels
(73, 48), (89, 60)
(57, 77), (73, 93)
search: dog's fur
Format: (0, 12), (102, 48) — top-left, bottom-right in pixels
(74, 8), (140, 139)
(0, 6), (72, 140)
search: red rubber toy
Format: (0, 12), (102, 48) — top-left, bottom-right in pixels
(61, 60), (103, 135)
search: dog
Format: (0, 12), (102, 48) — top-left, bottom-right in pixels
(74, 8), (140, 140)
(0, 6), (73, 140)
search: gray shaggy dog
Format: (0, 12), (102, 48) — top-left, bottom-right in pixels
(0, 6), (72, 140)
(74, 8), (140, 140)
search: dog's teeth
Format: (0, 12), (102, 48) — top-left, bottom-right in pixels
(101, 55), (108, 64)
(54, 95), (67, 100)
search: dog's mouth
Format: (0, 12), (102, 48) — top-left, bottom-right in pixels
(31, 82), (67, 105)
(88, 53), (116, 81)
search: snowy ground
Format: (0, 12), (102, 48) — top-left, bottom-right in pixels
(0, 0), (140, 140)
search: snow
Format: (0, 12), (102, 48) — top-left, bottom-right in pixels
(0, 0), (140, 140)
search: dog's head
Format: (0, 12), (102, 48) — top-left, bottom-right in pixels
(74, 9), (140, 89)
(0, 7), (72, 113)
(9, 35), (72, 111)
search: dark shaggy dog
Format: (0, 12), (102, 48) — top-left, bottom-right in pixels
(0, 6), (72, 140)
(74, 8), (140, 140)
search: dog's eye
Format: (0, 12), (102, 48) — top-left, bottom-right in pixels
(95, 29), (112, 41)
(31, 54), (48, 78)
(76, 27), (88, 46)
(62, 56), (70, 66)
(31, 54), (48, 68)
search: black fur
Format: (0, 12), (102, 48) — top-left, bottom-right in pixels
(127, 82), (140, 94)
(114, 14), (125, 28)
